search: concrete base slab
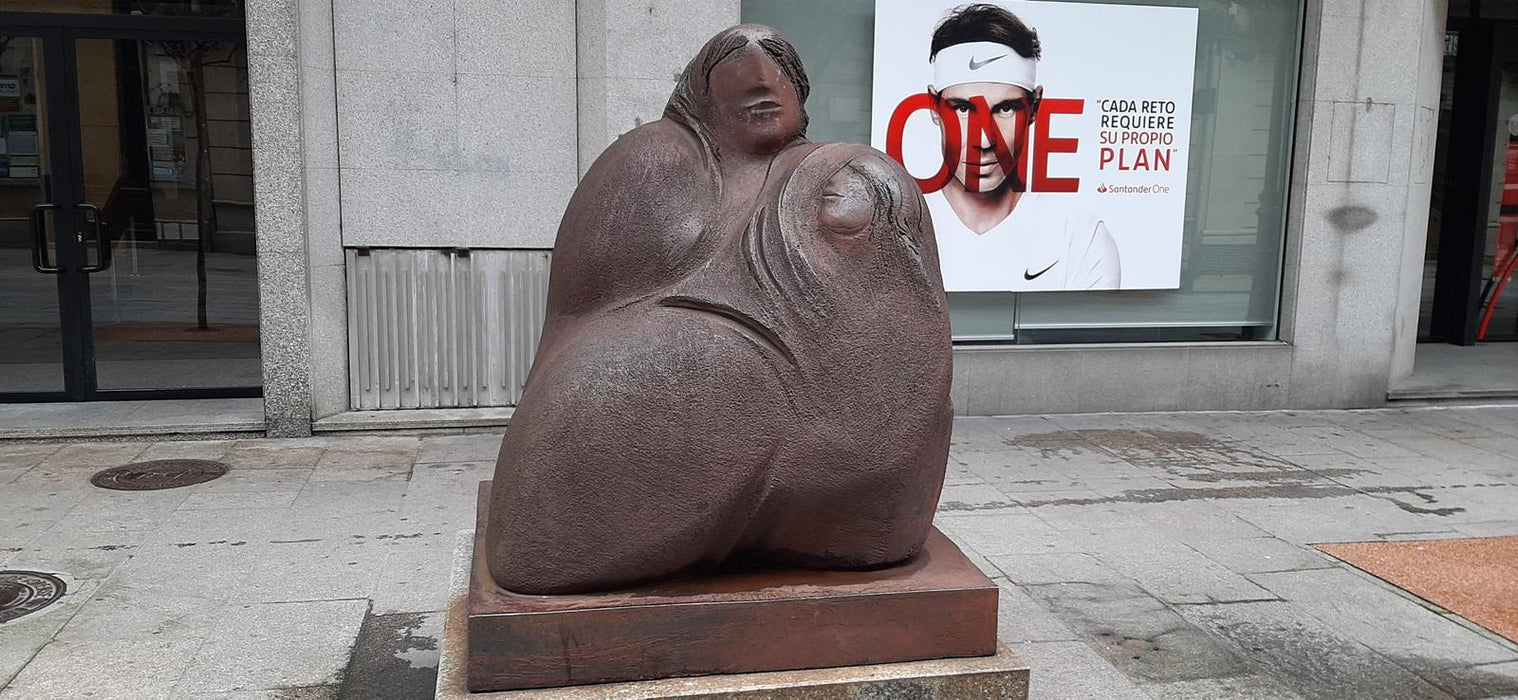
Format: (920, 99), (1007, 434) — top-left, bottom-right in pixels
(438, 531), (1029, 699)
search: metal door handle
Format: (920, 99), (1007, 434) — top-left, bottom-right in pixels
(29, 203), (60, 274)
(77, 203), (111, 273)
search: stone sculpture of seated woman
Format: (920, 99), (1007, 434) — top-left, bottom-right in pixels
(484, 25), (954, 595)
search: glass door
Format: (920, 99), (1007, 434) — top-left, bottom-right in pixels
(76, 36), (261, 391)
(1429, 18), (1518, 344)
(0, 31), (75, 396)
(0, 11), (258, 401)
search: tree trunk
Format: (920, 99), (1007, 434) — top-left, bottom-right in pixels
(186, 53), (218, 330)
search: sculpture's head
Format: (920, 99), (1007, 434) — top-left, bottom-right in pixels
(752, 142), (946, 330)
(666, 25), (810, 164)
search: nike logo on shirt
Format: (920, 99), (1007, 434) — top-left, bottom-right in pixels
(1024, 261), (1058, 281)
(968, 54), (1006, 71)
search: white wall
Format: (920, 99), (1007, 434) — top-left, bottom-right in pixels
(331, 0), (578, 250)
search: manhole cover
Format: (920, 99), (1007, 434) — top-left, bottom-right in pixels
(0, 571), (66, 624)
(90, 459), (229, 491)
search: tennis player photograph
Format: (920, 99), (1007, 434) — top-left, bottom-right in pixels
(872, 0), (1199, 292)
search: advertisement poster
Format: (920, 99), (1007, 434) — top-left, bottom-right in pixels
(871, 0), (1199, 291)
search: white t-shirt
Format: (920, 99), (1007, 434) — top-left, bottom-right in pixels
(925, 191), (1121, 292)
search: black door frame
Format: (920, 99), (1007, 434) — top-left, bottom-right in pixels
(0, 11), (259, 402)
(1430, 16), (1518, 344)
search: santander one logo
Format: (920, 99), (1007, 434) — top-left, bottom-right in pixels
(884, 93), (1085, 195)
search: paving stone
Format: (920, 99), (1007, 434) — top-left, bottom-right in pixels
(1245, 425), (1351, 457)
(1354, 429), (1511, 462)
(174, 687), (340, 700)
(233, 539), (391, 604)
(0, 442), (61, 466)
(950, 417), (1026, 451)
(0, 465), (32, 484)
(400, 461), (494, 528)
(177, 490), (301, 511)
(1416, 660), (1518, 700)
(1451, 520), (1518, 538)
(1133, 502), (1277, 541)
(1, 635), (205, 700)
(1015, 497), (1153, 533)
(148, 506), (300, 545)
(222, 440), (326, 469)
(0, 574), (99, 689)
(414, 433), (502, 465)
(133, 440), (237, 462)
(1087, 535), (1277, 605)
(38, 442), (150, 469)
(315, 443), (419, 470)
(1183, 535), (1337, 575)
(308, 461), (414, 482)
(1281, 428), (1421, 460)
(4, 525), (141, 580)
(937, 482), (1023, 512)
(936, 511), (1079, 557)
(0, 484), (90, 549)
(1177, 600), (1459, 700)
(292, 480), (409, 520)
(1020, 581), (1250, 683)
(369, 534), (457, 615)
(995, 581), (1081, 644)
(199, 467), (313, 493)
(1395, 411), (1510, 440)
(176, 599), (368, 694)
(1139, 675), (1307, 700)
(990, 552), (1133, 587)
(1009, 640), (1151, 700)
(1245, 568), (1517, 671)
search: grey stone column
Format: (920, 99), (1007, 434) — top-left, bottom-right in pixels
(575, 0), (741, 174)
(1282, 0), (1447, 407)
(246, 0), (314, 437)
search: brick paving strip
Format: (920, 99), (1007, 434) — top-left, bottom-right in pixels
(1317, 537), (1518, 643)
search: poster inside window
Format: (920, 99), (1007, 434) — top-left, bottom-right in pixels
(871, 1), (1199, 293)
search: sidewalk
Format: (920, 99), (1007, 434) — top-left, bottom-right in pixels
(1, 405), (1516, 699)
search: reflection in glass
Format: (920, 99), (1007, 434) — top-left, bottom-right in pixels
(0, 35), (66, 393)
(0, 1), (244, 18)
(77, 37), (260, 390)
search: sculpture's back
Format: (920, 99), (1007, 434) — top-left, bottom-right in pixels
(484, 25), (953, 596)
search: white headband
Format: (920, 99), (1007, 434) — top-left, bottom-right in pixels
(931, 41), (1037, 92)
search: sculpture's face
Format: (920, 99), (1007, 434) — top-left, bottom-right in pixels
(707, 43), (804, 157)
(773, 144), (941, 306)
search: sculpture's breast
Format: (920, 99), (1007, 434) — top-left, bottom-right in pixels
(543, 121), (718, 325)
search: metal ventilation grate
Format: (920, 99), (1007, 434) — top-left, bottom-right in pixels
(346, 248), (551, 410)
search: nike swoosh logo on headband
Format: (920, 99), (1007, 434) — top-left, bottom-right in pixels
(968, 54), (1007, 70)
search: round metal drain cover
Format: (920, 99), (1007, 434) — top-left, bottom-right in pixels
(90, 459), (230, 491)
(0, 571), (66, 624)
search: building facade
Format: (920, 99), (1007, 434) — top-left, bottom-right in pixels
(2, 0), (1505, 437)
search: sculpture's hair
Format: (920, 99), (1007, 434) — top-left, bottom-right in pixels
(665, 25), (811, 195)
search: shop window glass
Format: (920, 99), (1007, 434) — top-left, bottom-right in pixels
(742, 0), (1303, 343)
(0, 1), (242, 17)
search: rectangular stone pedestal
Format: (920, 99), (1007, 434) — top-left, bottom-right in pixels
(439, 530), (1029, 699)
(459, 482), (1007, 693)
